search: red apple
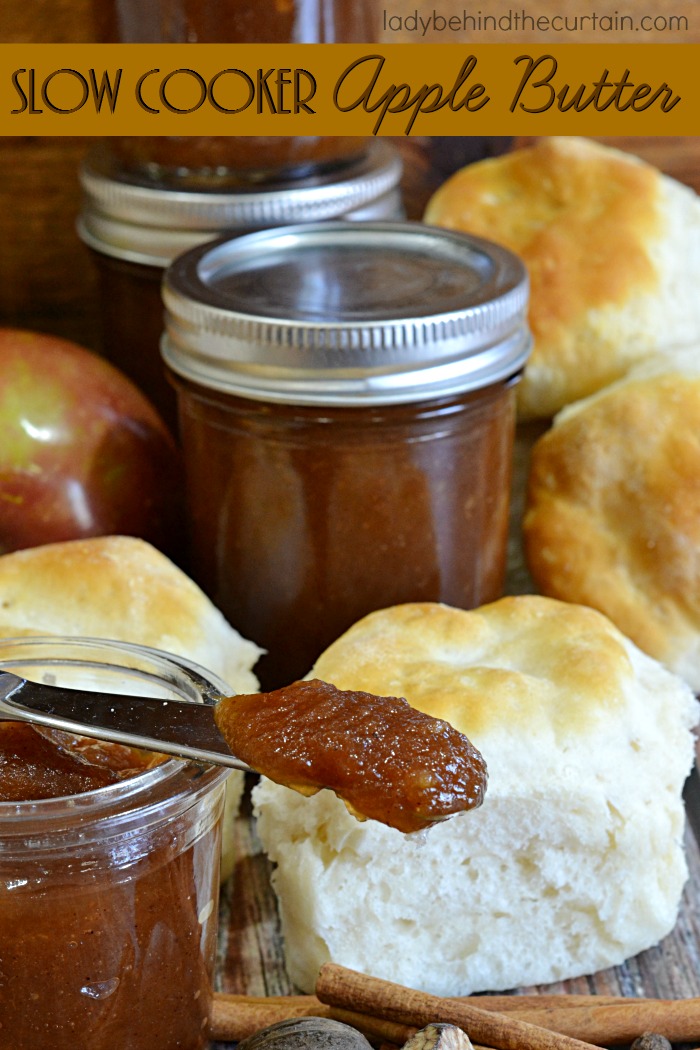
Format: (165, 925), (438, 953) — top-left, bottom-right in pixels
(0, 328), (184, 559)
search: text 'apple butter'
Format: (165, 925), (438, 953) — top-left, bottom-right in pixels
(214, 678), (487, 834)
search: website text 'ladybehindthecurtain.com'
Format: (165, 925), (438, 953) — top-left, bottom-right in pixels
(382, 8), (690, 36)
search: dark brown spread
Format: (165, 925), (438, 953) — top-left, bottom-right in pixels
(0, 722), (155, 801)
(0, 724), (218, 1050)
(94, 0), (375, 182)
(214, 678), (488, 833)
(177, 383), (515, 689)
(105, 137), (370, 186)
(90, 255), (178, 428)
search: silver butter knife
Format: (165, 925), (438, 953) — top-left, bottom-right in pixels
(0, 670), (250, 771)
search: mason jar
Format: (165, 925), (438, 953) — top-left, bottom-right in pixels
(162, 221), (531, 689)
(77, 143), (403, 427)
(0, 636), (230, 1050)
(92, 0), (377, 185)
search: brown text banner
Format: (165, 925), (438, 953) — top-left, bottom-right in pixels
(0, 43), (696, 136)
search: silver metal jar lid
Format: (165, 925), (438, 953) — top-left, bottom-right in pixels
(162, 221), (531, 406)
(77, 143), (403, 268)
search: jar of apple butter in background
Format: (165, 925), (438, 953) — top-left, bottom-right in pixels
(162, 222), (531, 689)
(77, 143), (403, 428)
(0, 636), (229, 1050)
(92, 0), (376, 186)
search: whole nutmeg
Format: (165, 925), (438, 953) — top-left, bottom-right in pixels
(236, 1017), (374, 1050)
(630, 1035), (673, 1050)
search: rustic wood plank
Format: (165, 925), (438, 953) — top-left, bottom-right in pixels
(216, 778), (296, 999)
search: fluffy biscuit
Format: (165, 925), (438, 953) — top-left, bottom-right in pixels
(0, 535), (262, 691)
(424, 137), (700, 419)
(253, 597), (697, 995)
(0, 535), (263, 879)
(524, 349), (700, 689)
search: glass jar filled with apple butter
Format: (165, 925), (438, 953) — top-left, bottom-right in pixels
(0, 636), (229, 1050)
(162, 222), (531, 689)
(92, 0), (376, 185)
(77, 143), (403, 428)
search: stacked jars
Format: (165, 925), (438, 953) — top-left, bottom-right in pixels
(77, 143), (404, 427)
(79, 2), (528, 694)
(79, 0), (396, 426)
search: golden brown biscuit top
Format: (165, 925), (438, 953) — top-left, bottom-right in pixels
(524, 368), (700, 679)
(0, 536), (262, 690)
(425, 138), (660, 352)
(311, 596), (634, 745)
(0, 537), (206, 644)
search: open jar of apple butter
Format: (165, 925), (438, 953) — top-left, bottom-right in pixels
(92, 0), (376, 185)
(162, 221), (531, 689)
(0, 636), (229, 1050)
(78, 144), (403, 428)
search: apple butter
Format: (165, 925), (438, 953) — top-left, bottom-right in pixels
(78, 144), (403, 428)
(0, 638), (229, 1050)
(215, 678), (487, 834)
(0, 722), (155, 801)
(163, 221), (531, 689)
(93, 0), (376, 185)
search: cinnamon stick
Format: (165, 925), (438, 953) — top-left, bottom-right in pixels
(328, 1006), (417, 1046)
(210, 994), (486, 1047)
(315, 964), (605, 1050)
(467, 995), (657, 1012)
(330, 998), (700, 1050)
(328, 1008), (501, 1050)
(451, 995), (700, 1043)
(209, 993), (327, 1041)
(210, 988), (700, 1048)
(486, 999), (700, 1045)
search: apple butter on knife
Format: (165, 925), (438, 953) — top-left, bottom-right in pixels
(214, 678), (487, 834)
